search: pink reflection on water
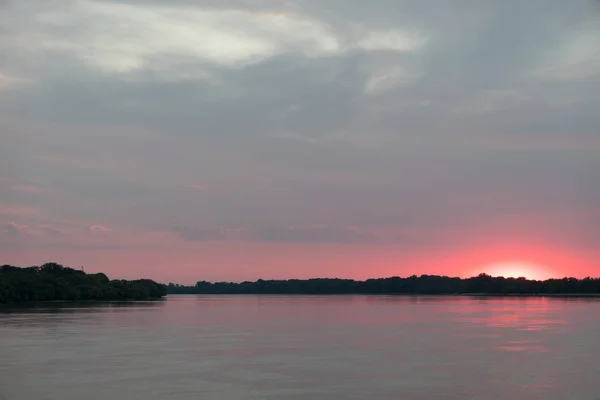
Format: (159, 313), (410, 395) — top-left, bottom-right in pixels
(448, 297), (572, 353)
(497, 340), (548, 352)
(450, 297), (567, 332)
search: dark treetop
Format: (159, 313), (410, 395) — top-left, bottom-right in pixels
(167, 274), (600, 295)
(0, 263), (166, 303)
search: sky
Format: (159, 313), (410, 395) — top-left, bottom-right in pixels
(1, 0), (600, 283)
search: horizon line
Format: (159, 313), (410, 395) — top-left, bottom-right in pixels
(167, 273), (596, 286)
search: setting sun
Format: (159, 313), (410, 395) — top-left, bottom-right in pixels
(472, 261), (554, 280)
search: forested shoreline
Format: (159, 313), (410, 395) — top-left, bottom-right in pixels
(4, 263), (600, 302)
(167, 274), (600, 295)
(0, 263), (167, 303)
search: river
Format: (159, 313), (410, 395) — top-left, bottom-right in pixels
(1, 295), (600, 399)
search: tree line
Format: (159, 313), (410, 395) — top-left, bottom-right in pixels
(167, 274), (600, 295)
(0, 263), (167, 303)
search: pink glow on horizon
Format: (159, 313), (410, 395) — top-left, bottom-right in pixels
(2, 236), (598, 285)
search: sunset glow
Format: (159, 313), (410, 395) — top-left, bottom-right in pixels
(476, 261), (555, 280)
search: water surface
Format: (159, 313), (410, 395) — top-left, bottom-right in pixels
(1, 295), (600, 399)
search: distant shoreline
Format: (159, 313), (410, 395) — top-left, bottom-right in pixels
(167, 293), (600, 298)
(167, 275), (600, 296)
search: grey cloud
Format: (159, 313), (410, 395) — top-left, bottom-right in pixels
(40, 225), (65, 237)
(254, 226), (375, 244)
(1, 222), (65, 238)
(0, 0), (599, 258)
(1, 54), (366, 140)
(171, 227), (229, 242)
(2, 0), (599, 141)
(86, 225), (111, 235)
(3, 222), (27, 237)
(171, 225), (375, 244)
(0, 241), (127, 250)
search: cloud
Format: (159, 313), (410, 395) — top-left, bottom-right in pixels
(8, 184), (50, 195)
(4, 222), (28, 236)
(453, 89), (528, 116)
(171, 225), (374, 244)
(0, 72), (31, 89)
(13, 1), (341, 78)
(0, 201), (39, 217)
(532, 25), (600, 82)
(3, 222), (67, 238)
(170, 227), (234, 242)
(363, 66), (421, 95)
(86, 225), (111, 235)
(358, 29), (426, 52)
(4, 0), (598, 141)
(39, 224), (64, 237)
(255, 225), (375, 244)
(9, 184), (40, 193)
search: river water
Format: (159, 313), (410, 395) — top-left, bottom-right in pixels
(1, 295), (600, 399)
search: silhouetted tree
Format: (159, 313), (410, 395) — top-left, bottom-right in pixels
(0, 263), (166, 303)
